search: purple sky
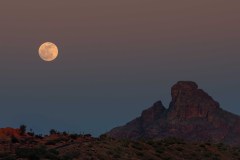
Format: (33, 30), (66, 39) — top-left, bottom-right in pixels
(0, 1), (239, 136)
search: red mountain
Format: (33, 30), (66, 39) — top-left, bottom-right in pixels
(107, 81), (240, 145)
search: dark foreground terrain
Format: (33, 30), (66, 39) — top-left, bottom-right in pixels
(0, 128), (240, 160)
(1, 81), (240, 159)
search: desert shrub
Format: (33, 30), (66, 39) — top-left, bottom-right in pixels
(155, 153), (162, 158)
(28, 132), (35, 136)
(113, 153), (121, 158)
(62, 131), (68, 136)
(19, 125), (26, 135)
(176, 146), (184, 151)
(205, 142), (211, 146)
(155, 147), (165, 154)
(217, 143), (227, 151)
(45, 139), (62, 145)
(27, 128), (35, 136)
(84, 134), (92, 138)
(5, 157), (15, 160)
(16, 146), (47, 160)
(106, 150), (114, 155)
(23, 138), (38, 145)
(11, 136), (19, 143)
(0, 156), (16, 160)
(50, 129), (57, 135)
(0, 152), (16, 160)
(233, 152), (239, 156)
(199, 144), (206, 148)
(163, 157), (172, 160)
(156, 141), (163, 146)
(131, 141), (144, 150)
(45, 140), (57, 145)
(108, 146), (123, 159)
(70, 133), (79, 140)
(202, 152), (220, 160)
(136, 151), (144, 157)
(147, 140), (155, 146)
(191, 153), (197, 157)
(16, 146), (59, 160)
(162, 137), (183, 146)
(35, 134), (43, 139)
(99, 134), (108, 140)
(0, 153), (9, 158)
(122, 140), (130, 147)
(88, 144), (94, 148)
(204, 152), (212, 158)
(62, 151), (80, 160)
(44, 149), (59, 160)
(49, 149), (59, 155)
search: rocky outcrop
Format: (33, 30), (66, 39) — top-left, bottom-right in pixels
(141, 101), (166, 128)
(107, 81), (240, 145)
(168, 81), (220, 121)
(0, 128), (21, 141)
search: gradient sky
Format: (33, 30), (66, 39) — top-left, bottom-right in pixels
(0, 1), (239, 136)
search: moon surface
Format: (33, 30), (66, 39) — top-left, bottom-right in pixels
(39, 42), (58, 61)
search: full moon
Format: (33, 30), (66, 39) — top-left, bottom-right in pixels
(38, 42), (58, 61)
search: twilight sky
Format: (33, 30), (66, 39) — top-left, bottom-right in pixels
(0, 1), (239, 136)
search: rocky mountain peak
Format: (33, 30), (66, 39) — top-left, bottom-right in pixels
(141, 101), (166, 119)
(171, 81), (198, 100)
(107, 81), (240, 145)
(168, 81), (220, 120)
(141, 101), (166, 127)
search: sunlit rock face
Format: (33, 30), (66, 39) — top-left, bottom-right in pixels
(168, 81), (220, 121)
(0, 128), (27, 142)
(107, 81), (240, 145)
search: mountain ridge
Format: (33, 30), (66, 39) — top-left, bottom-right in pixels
(107, 81), (240, 145)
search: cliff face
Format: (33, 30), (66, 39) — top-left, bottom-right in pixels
(107, 81), (240, 145)
(168, 81), (219, 121)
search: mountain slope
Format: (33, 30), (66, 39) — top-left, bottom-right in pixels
(107, 81), (240, 145)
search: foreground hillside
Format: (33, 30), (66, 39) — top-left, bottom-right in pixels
(0, 129), (240, 160)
